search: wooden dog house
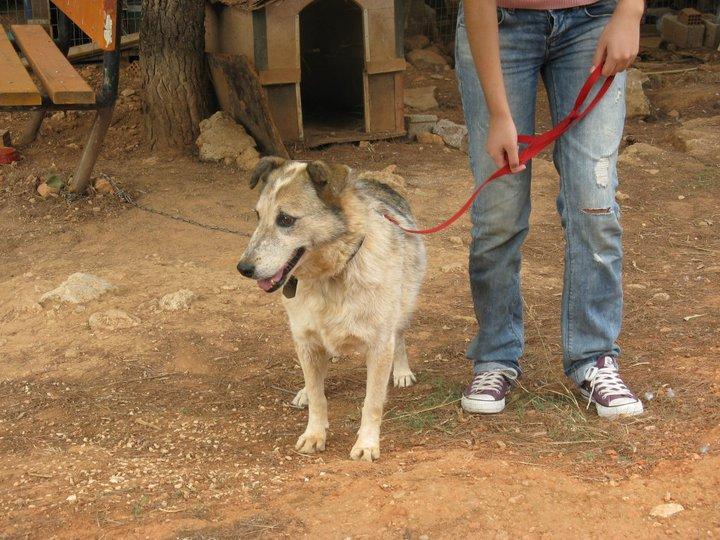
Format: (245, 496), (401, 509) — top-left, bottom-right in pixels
(206, 0), (406, 146)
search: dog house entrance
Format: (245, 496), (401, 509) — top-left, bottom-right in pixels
(299, 0), (364, 143)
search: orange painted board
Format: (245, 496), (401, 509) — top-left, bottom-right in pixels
(0, 29), (41, 106)
(11, 25), (95, 105)
(51, 0), (118, 50)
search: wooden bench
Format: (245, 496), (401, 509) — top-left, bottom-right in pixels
(0, 1), (121, 194)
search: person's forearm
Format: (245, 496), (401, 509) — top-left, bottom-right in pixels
(463, 0), (510, 120)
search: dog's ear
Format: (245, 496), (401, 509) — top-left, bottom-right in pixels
(249, 156), (286, 190)
(306, 161), (349, 204)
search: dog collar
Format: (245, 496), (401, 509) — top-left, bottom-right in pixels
(282, 237), (365, 300)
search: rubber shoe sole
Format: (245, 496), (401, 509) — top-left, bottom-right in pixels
(461, 396), (505, 414)
(580, 389), (644, 418)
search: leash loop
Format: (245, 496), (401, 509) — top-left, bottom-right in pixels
(388, 64), (615, 235)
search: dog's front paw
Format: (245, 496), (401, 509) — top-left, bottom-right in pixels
(350, 440), (380, 462)
(291, 387), (308, 408)
(393, 369), (417, 388)
(295, 429), (326, 454)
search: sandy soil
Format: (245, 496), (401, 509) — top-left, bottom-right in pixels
(1, 45), (719, 539)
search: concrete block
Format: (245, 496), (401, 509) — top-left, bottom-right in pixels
(702, 16), (720, 49)
(404, 114), (438, 138)
(661, 14), (705, 48)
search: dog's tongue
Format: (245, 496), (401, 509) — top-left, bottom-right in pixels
(257, 268), (285, 291)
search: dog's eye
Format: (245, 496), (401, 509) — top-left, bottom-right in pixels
(276, 212), (297, 228)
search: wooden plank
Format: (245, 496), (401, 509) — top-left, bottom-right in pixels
(207, 53), (289, 157)
(265, 84), (302, 142)
(366, 73), (396, 132)
(0, 28), (41, 106)
(52, 0), (118, 50)
(11, 25), (95, 105)
(394, 71), (404, 132)
(258, 68), (301, 85)
(366, 58), (406, 75)
(304, 128), (405, 148)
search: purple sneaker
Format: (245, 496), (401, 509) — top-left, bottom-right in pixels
(580, 356), (644, 418)
(461, 370), (515, 414)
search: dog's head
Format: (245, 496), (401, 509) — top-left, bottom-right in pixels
(237, 157), (350, 292)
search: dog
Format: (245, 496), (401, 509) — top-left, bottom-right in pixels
(237, 157), (426, 461)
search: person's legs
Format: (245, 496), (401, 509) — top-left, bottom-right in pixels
(456, 6), (548, 378)
(542, 1), (627, 384)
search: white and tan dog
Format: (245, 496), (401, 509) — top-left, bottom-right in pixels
(237, 157), (426, 461)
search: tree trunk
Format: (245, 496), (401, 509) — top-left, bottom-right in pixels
(140, 0), (213, 149)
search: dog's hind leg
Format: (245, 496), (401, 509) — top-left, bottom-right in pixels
(295, 341), (330, 454)
(392, 335), (417, 388)
(351, 337), (395, 462)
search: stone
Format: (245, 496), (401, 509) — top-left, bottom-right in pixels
(625, 68), (650, 118)
(674, 116), (720, 164)
(36, 182), (59, 198)
(615, 190), (630, 201)
(120, 88), (136, 98)
(159, 289), (196, 311)
(650, 503), (684, 518)
(93, 177), (114, 195)
(40, 273), (115, 305)
(404, 87), (438, 111)
(88, 309), (140, 331)
(405, 114), (438, 139)
(407, 48), (448, 69)
(432, 119), (468, 149)
(668, 109), (680, 119)
(416, 132), (444, 145)
(404, 35), (429, 51)
(653, 292), (670, 302)
(618, 143), (664, 165)
(196, 111), (260, 170)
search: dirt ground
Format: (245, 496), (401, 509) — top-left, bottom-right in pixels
(1, 42), (720, 539)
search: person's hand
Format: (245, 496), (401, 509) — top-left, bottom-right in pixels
(486, 113), (526, 173)
(592, 0), (644, 76)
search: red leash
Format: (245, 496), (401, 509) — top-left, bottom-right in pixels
(386, 64), (615, 235)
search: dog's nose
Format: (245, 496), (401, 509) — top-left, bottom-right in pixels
(237, 260), (255, 278)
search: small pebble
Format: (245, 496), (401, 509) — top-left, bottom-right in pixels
(699, 443), (710, 455)
(665, 388), (675, 398)
(644, 391), (654, 401)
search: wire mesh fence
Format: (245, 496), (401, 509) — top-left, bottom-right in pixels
(1, 1), (142, 46)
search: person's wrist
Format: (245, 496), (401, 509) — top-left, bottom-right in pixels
(489, 109), (512, 123)
(616, 0), (645, 21)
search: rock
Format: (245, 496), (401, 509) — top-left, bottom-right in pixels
(432, 119), (468, 149)
(66, 494), (77, 504)
(196, 112), (260, 170)
(618, 143), (664, 165)
(650, 503), (684, 518)
(159, 289), (196, 311)
(88, 309), (140, 331)
(615, 190), (630, 201)
(625, 68), (650, 118)
(405, 113), (438, 139)
(93, 177), (114, 195)
(40, 273), (115, 304)
(407, 48), (448, 69)
(674, 116), (720, 164)
(404, 86), (438, 111)
(36, 182), (59, 198)
(404, 35), (429, 51)
(668, 109), (679, 119)
(653, 292), (670, 302)
(416, 132), (444, 145)
(120, 88), (136, 98)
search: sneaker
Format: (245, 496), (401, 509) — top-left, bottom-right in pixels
(580, 356), (644, 418)
(461, 370), (515, 414)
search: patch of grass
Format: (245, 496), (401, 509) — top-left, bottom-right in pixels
(386, 375), (463, 431)
(131, 495), (148, 520)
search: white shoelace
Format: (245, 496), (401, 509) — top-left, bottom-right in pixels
(584, 364), (632, 409)
(470, 371), (508, 394)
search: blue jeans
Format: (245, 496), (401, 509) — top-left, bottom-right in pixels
(456, 0), (626, 386)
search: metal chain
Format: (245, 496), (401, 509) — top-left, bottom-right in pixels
(99, 174), (250, 237)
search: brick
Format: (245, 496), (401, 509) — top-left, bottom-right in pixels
(678, 8), (702, 25)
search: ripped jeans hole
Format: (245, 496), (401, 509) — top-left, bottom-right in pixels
(582, 207), (612, 215)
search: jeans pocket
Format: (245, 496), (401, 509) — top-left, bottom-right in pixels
(583, 0), (618, 18)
